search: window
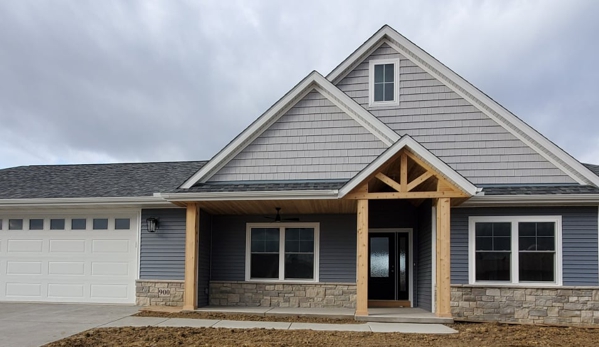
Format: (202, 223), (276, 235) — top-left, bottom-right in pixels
(9, 219), (23, 230)
(246, 223), (319, 281)
(469, 216), (562, 285)
(93, 218), (108, 230)
(369, 58), (399, 106)
(71, 219), (87, 230)
(29, 219), (44, 230)
(50, 219), (65, 230)
(115, 218), (131, 230)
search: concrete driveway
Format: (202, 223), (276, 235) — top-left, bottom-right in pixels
(0, 302), (139, 347)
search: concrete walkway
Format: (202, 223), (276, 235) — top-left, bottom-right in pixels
(101, 316), (457, 334)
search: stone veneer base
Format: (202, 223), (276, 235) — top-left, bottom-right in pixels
(136, 280), (185, 307)
(451, 285), (599, 326)
(210, 281), (357, 308)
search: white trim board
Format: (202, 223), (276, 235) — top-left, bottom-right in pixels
(368, 58), (400, 107)
(180, 71), (400, 188)
(338, 135), (480, 198)
(327, 25), (599, 187)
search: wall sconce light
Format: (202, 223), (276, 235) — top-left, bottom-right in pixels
(146, 217), (159, 233)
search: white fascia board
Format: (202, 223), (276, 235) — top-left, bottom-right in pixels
(158, 190), (339, 202)
(338, 135), (479, 197)
(461, 194), (599, 207)
(180, 71), (399, 188)
(327, 25), (599, 187)
(0, 196), (171, 208)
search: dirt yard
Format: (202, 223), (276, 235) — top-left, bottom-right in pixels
(135, 310), (361, 324)
(44, 321), (599, 346)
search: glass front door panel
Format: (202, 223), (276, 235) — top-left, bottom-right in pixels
(399, 236), (406, 292)
(370, 237), (390, 278)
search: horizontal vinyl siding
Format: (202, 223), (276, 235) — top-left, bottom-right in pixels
(417, 201), (432, 311)
(211, 214), (357, 283)
(451, 207), (599, 286)
(198, 209), (212, 307)
(336, 43), (575, 185)
(140, 208), (186, 280)
(209, 90), (387, 182)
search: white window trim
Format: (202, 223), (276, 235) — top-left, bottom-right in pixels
(468, 216), (563, 287)
(245, 222), (320, 282)
(368, 58), (400, 107)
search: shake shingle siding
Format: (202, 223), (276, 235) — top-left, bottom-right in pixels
(335, 43), (575, 185)
(140, 208), (187, 280)
(451, 207), (599, 286)
(208, 90), (387, 182)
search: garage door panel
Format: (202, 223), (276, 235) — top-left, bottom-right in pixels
(0, 213), (138, 304)
(48, 261), (85, 276)
(7, 261), (42, 275)
(92, 239), (129, 253)
(7, 240), (44, 252)
(6, 283), (42, 297)
(49, 239), (86, 253)
(48, 284), (85, 298)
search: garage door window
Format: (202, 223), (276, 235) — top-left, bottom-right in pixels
(9, 219), (23, 230)
(93, 218), (108, 230)
(29, 219), (44, 230)
(71, 219), (87, 230)
(50, 219), (65, 230)
(115, 218), (130, 230)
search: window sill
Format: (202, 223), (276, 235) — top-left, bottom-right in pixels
(245, 279), (319, 284)
(368, 101), (399, 108)
(466, 282), (563, 287)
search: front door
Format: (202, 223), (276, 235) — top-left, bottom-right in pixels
(368, 232), (410, 301)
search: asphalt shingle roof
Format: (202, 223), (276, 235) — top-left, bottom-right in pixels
(583, 163), (599, 177)
(180, 181), (347, 193)
(0, 161), (207, 199)
(482, 185), (599, 195)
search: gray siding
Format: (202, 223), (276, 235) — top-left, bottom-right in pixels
(140, 208), (186, 280)
(198, 209), (212, 307)
(209, 90), (387, 182)
(211, 214), (357, 283)
(336, 43), (575, 185)
(451, 207), (599, 286)
(417, 201), (432, 311)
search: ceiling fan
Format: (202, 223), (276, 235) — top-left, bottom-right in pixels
(264, 207), (299, 222)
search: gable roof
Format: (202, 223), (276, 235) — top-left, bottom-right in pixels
(0, 161), (206, 200)
(328, 25), (599, 188)
(179, 71), (400, 189)
(338, 135), (480, 198)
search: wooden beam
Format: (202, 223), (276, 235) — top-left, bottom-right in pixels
(375, 172), (402, 192)
(345, 190), (466, 200)
(183, 203), (200, 311)
(436, 197), (451, 318)
(407, 171), (433, 191)
(400, 153), (408, 192)
(356, 199), (369, 317)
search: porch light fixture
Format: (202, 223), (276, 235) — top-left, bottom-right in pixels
(146, 217), (159, 233)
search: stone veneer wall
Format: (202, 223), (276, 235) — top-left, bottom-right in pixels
(136, 280), (185, 307)
(210, 281), (357, 308)
(451, 285), (599, 326)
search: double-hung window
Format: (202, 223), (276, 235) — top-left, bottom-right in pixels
(369, 58), (400, 106)
(469, 216), (562, 285)
(246, 223), (319, 282)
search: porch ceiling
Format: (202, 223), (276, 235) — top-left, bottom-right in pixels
(195, 199), (357, 215)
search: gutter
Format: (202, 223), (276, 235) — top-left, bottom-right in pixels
(157, 190), (340, 202)
(0, 196), (171, 208)
(460, 194), (599, 207)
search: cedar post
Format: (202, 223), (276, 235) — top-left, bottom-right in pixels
(356, 199), (369, 316)
(435, 197), (451, 317)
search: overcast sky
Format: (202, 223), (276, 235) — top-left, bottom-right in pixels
(0, 0), (598, 170)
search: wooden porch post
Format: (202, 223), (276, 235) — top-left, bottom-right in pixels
(435, 197), (451, 317)
(356, 199), (369, 316)
(183, 203), (200, 311)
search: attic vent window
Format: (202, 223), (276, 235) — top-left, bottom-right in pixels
(369, 58), (399, 106)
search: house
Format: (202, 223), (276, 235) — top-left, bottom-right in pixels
(1, 25), (598, 326)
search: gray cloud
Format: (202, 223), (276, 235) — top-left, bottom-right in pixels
(0, 0), (597, 169)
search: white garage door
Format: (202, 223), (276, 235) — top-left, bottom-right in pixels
(0, 212), (138, 304)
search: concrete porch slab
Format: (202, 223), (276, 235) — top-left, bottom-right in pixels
(357, 308), (453, 324)
(267, 307), (355, 319)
